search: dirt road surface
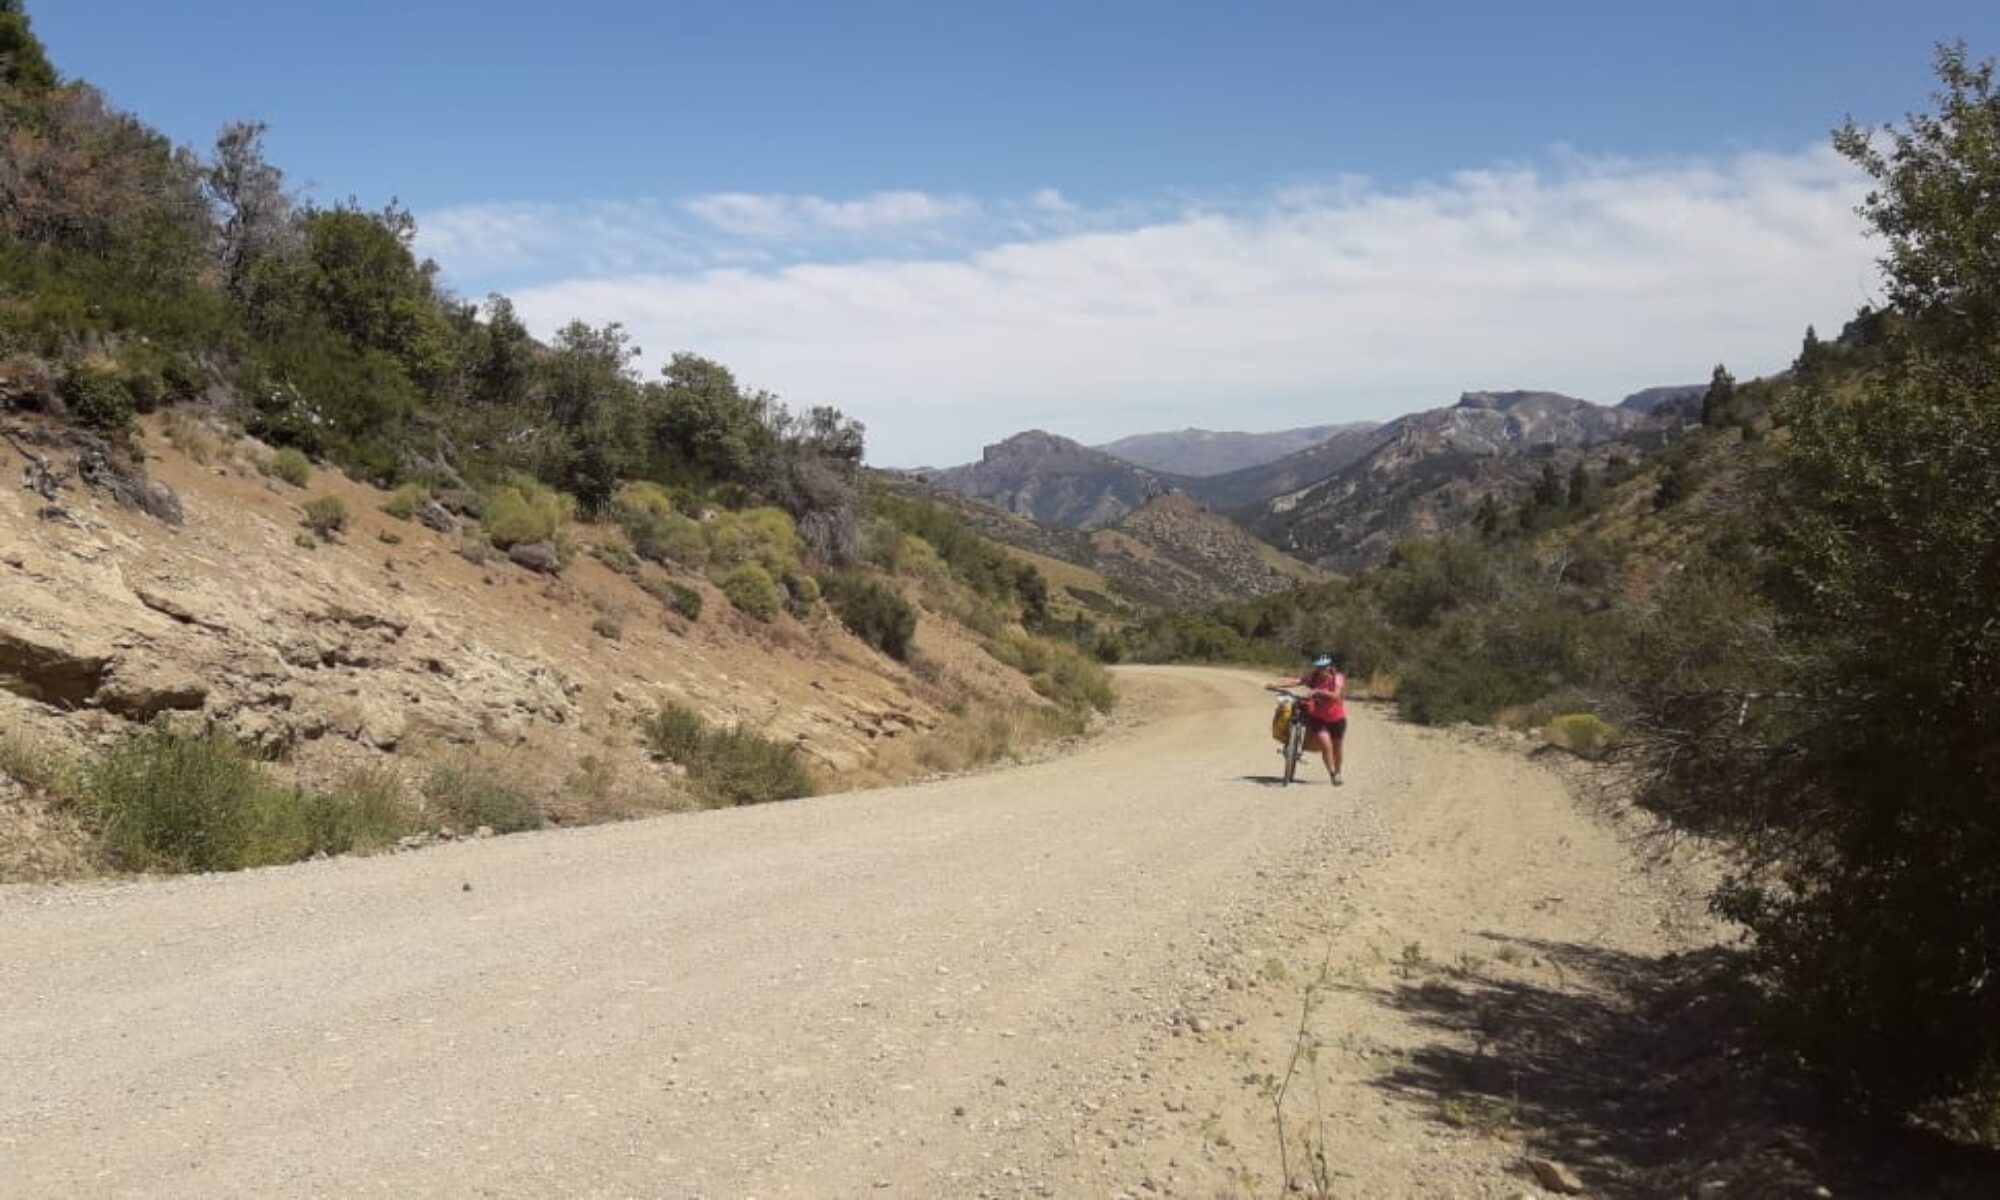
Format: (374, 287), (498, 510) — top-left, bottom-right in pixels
(0, 667), (1718, 1198)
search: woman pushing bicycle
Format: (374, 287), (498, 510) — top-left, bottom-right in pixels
(1268, 654), (1347, 786)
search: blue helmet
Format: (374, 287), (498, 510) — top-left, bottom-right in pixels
(1311, 654), (1334, 669)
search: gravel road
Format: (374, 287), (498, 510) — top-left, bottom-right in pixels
(0, 666), (1711, 1198)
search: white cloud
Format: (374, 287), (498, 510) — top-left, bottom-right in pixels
(683, 189), (979, 239)
(494, 148), (1876, 466)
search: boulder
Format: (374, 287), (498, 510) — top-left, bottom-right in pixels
(97, 668), (209, 720)
(0, 628), (113, 707)
(415, 499), (457, 533)
(433, 488), (484, 518)
(508, 540), (563, 575)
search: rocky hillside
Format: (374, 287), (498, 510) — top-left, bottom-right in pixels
(1619, 384), (1706, 418)
(1094, 422), (1374, 476)
(882, 475), (1325, 612)
(1179, 423), (1399, 511)
(1093, 493), (1326, 606)
(1245, 391), (1667, 571)
(917, 430), (1184, 529)
(0, 416), (1071, 879)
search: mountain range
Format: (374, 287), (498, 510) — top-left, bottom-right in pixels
(1092, 423), (1375, 476)
(914, 386), (1686, 582)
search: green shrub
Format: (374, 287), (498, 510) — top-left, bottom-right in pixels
(302, 494), (348, 538)
(822, 571), (918, 660)
(642, 703), (815, 806)
(61, 361), (135, 431)
(705, 507), (799, 574)
(1397, 653), (1530, 726)
(302, 768), (416, 854)
(592, 533), (640, 575)
(697, 725), (817, 806)
(592, 615), (622, 640)
(377, 530), (402, 545)
(720, 563), (781, 621)
(422, 762), (542, 833)
(641, 576), (704, 621)
(264, 447), (312, 487)
(1545, 713), (1619, 759)
(782, 570), (820, 616)
(481, 478), (572, 549)
(613, 482), (709, 566)
(381, 483), (426, 521)
(985, 632), (1116, 713)
(643, 703), (708, 765)
(293, 533), (317, 551)
(85, 728), (294, 872)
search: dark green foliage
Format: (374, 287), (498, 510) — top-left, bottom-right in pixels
(2, 12), (873, 558)
(642, 703), (814, 806)
(1636, 45), (2000, 1125)
(821, 571), (918, 660)
(59, 361), (133, 430)
(1700, 364), (1738, 427)
(0, 0), (58, 96)
(651, 353), (775, 484)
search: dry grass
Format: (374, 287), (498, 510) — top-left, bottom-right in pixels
(159, 408), (222, 465)
(547, 753), (688, 823)
(860, 703), (1086, 782)
(0, 729), (84, 805)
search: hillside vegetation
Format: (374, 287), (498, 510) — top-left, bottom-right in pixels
(0, 1), (1111, 877)
(1136, 45), (2000, 1139)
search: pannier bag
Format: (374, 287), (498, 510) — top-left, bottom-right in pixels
(1270, 697), (1294, 742)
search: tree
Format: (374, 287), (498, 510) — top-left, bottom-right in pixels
(1532, 461), (1565, 509)
(1657, 43), (2000, 1120)
(1473, 493), (1504, 539)
(1566, 461), (1591, 508)
(1792, 324), (1831, 382)
(0, 0), (57, 98)
(651, 352), (773, 484)
(203, 121), (295, 297)
(471, 294), (535, 408)
(1699, 363), (1736, 427)
(1834, 42), (2000, 354)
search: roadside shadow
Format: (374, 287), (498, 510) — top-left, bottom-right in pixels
(1237, 774), (1328, 789)
(1372, 937), (2000, 1198)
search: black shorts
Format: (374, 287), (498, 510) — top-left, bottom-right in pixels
(1305, 716), (1348, 740)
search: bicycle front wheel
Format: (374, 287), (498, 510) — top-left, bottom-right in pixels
(1282, 722), (1305, 784)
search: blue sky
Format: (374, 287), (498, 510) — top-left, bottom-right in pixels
(33, 1), (2000, 464)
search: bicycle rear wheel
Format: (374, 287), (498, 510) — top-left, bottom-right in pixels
(1282, 721), (1305, 784)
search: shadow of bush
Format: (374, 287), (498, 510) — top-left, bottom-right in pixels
(1373, 938), (2000, 1198)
